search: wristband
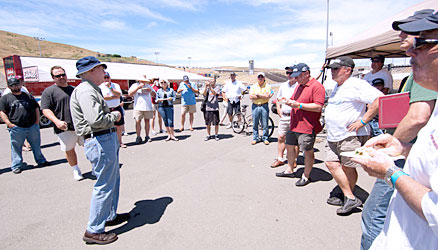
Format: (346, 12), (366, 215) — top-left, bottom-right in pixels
(390, 171), (409, 187)
(360, 119), (366, 125)
(320, 69), (324, 73)
(299, 103), (303, 109)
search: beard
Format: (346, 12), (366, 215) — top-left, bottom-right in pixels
(11, 88), (21, 93)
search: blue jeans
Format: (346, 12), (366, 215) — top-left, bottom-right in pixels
(8, 124), (46, 170)
(252, 103), (269, 141)
(84, 132), (120, 234)
(360, 159), (405, 250)
(158, 106), (174, 128)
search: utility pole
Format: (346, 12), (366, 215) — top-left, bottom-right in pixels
(154, 51), (160, 64)
(33, 37), (45, 57)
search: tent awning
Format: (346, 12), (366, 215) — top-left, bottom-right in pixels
(326, 0), (438, 60)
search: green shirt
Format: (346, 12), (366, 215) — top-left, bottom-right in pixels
(402, 73), (437, 103)
(70, 80), (118, 136)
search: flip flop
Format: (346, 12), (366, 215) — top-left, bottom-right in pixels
(275, 171), (295, 178)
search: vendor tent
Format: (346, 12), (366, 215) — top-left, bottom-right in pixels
(19, 56), (211, 82)
(326, 0), (438, 60)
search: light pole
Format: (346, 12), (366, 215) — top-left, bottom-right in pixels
(325, 0), (330, 53)
(154, 51), (160, 64)
(188, 57), (192, 68)
(33, 37), (45, 57)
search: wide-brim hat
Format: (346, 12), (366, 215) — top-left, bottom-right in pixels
(76, 56), (107, 78)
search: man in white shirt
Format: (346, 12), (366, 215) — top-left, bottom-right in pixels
(363, 55), (393, 94)
(324, 56), (383, 215)
(271, 65), (298, 168)
(222, 72), (246, 128)
(354, 12), (438, 249)
(128, 77), (156, 144)
(99, 72), (126, 148)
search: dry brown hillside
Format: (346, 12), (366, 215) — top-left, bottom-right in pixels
(0, 30), (157, 88)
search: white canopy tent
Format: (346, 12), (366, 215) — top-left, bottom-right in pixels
(20, 56), (211, 82)
(326, 0), (438, 60)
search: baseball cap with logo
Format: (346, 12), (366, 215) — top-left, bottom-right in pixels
(327, 56), (355, 69)
(7, 76), (21, 87)
(290, 63), (310, 77)
(398, 11), (438, 33)
(183, 75), (189, 81)
(392, 9), (435, 33)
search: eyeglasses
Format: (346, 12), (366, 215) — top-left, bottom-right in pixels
(413, 37), (438, 50)
(53, 73), (66, 78)
(286, 71), (293, 75)
(258, 75), (264, 78)
(104, 76), (110, 79)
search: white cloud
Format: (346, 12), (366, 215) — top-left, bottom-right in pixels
(100, 20), (127, 30)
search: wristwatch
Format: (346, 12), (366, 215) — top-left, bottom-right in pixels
(384, 165), (402, 187)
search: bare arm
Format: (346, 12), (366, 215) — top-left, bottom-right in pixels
(393, 100), (435, 143)
(42, 109), (67, 130)
(34, 107), (40, 125)
(0, 111), (14, 128)
(348, 96), (381, 132)
(128, 83), (143, 96)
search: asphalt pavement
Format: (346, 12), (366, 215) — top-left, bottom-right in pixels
(0, 98), (377, 250)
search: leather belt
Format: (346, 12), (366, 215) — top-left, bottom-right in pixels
(84, 127), (116, 139)
(253, 103), (267, 107)
(282, 113), (291, 116)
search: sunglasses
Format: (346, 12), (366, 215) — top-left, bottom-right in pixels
(413, 37), (438, 50)
(104, 76), (110, 79)
(53, 73), (66, 78)
(286, 71), (293, 75)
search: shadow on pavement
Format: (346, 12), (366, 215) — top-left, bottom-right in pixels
(109, 196), (174, 235)
(294, 167), (333, 182)
(41, 142), (60, 149)
(0, 158), (67, 175)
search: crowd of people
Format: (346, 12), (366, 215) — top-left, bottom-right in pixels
(0, 8), (437, 248)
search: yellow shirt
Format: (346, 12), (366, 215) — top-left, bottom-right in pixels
(250, 82), (272, 105)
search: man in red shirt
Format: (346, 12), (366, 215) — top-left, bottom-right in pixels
(276, 63), (325, 187)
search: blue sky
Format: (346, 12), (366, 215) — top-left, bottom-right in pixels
(0, 0), (425, 70)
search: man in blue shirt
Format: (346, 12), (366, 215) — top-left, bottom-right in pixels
(177, 75), (199, 131)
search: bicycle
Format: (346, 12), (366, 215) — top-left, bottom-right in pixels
(231, 104), (275, 138)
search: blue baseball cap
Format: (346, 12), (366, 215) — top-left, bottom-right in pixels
(183, 75), (189, 81)
(76, 56), (107, 78)
(392, 9), (435, 32)
(290, 63), (310, 77)
(398, 11), (438, 34)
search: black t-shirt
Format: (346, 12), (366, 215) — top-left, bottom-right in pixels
(0, 92), (38, 128)
(41, 84), (75, 134)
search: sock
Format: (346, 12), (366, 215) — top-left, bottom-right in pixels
(301, 175), (308, 181)
(72, 165), (80, 171)
(277, 157), (283, 161)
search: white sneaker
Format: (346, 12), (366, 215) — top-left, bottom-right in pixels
(73, 169), (84, 181)
(226, 123), (232, 129)
(151, 130), (157, 136)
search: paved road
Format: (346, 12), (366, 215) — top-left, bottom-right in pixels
(0, 98), (376, 250)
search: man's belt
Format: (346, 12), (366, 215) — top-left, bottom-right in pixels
(282, 112), (291, 116)
(253, 103), (268, 107)
(84, 127), (116, 139)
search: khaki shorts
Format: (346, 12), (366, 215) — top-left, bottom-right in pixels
(56, 131), (84, 151)
(181, 104), (196, 114)
(278, 116), (291, 136)
(133, 110), (154, 121)
(285, 131), (315, 151)
(326, 136), (368, 167)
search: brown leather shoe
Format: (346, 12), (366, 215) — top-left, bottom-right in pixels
(83, 231), (118, 245)
(271, 159), (285, 168)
